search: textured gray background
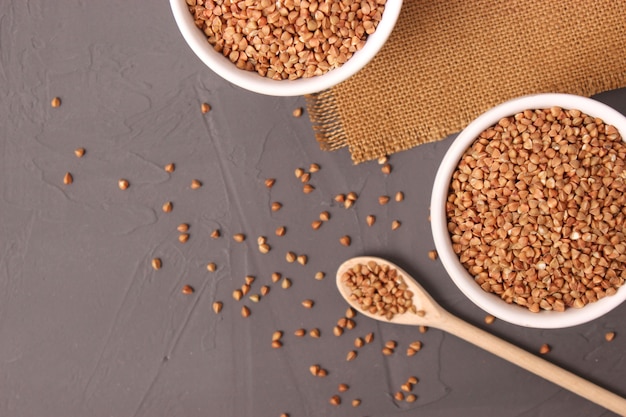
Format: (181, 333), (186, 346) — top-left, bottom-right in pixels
(1, 1), (625, 417)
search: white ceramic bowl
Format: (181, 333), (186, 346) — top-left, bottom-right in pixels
(431, 93), (626, 328)
(169, 0), (402, 96)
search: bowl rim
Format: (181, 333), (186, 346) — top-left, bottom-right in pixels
(430, 93), (626, 328)
(169, 0), (403, 96)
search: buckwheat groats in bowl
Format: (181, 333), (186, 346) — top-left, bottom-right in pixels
(431, 94), (626, 328)
(170, 0), (402, 96)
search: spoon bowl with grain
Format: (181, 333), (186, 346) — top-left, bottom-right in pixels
(336, 256), (626, 416)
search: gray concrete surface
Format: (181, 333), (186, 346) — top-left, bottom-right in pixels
(1, 1), (624, 416)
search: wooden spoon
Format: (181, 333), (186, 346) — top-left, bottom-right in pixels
(336, 256), (626, 416)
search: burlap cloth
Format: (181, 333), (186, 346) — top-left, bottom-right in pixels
(306, 0), (626, 164)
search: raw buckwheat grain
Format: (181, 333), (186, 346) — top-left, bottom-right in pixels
(447, 107), (626, 312)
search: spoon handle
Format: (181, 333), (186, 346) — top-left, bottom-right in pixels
(439, 312), (626, 416)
